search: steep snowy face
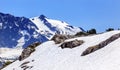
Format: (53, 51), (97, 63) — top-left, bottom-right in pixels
(3, 31), (120, 70)
(30, 15), (83, 39)
(0, 13), (48, 48)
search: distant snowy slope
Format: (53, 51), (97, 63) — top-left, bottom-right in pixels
(0, 48), (22, 68)
(0, 48), (22, 58)
(3, 30), (120, 70)
(30, 15), (83, 39)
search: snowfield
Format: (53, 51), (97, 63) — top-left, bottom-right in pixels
(2, 30), (120, 70)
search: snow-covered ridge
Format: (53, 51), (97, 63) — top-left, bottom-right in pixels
(0, 12), (83, 48)
(3, 30), (120, 70)
(30, 15), (83, 39)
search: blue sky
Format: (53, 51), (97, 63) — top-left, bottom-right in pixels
(0, 0), (120, 32)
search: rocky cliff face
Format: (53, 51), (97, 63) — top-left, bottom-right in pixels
(19, 42), (41, 61)
(0, 13), (47, 48)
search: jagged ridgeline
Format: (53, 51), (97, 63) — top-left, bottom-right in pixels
(0, 12), (83, 48)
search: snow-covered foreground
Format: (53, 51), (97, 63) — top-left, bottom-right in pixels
(2, 30), (120, 70)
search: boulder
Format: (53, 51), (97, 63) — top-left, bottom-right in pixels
(20, 61), (33, 70)
(19, 42), (41, 61)
(60, 39), (84, 49)
(75, 32), (89, 37)
(98, 33), (120, 48)
(81, 33), (120, 56)
(81, 45), (99, 56)
(51, 34), (73, 44)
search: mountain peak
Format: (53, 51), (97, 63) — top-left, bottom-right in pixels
(39, 14), (47, 20)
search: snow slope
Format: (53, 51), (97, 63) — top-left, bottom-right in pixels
(30, 15), (83, 39)
(3, 30), (120, 70)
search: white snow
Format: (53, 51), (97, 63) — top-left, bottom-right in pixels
(45, 18), (82, 35)
(30, 16), (82, 39)
(46, 18), (68, 27)
(0, 23), (2, 29)
(16, 37), (25, 49)
(30, 17), (54, 39)
(0, 48), (22, 61)
(2, 30), (120, 70)
(19, 30), (30, 41)
(30, 17), (54, 33)
(14, 22), (19, 27)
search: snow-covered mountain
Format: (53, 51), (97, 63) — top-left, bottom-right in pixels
(2, 30), (120, 70)
(30, 15), (83, 39)
(0, 13), (83, 48)
(0, 13), (48, 49)
(0, 12), (83, 68)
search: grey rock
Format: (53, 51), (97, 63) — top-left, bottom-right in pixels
(19, 42), (41, 61)
(81, 33), (120, 56)
(51, 34), (73, 44)
(60, 39), (84, 49)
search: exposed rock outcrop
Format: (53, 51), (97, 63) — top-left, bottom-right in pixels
(81, 45), (99, 56)
(20, 61), (33, 70)
(60, 39), (84, 49)
(81, 33), (120, 56)
(51, 34), (74, 44)
(75, 32), (89, 37)
(19, 42), (41, 61)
